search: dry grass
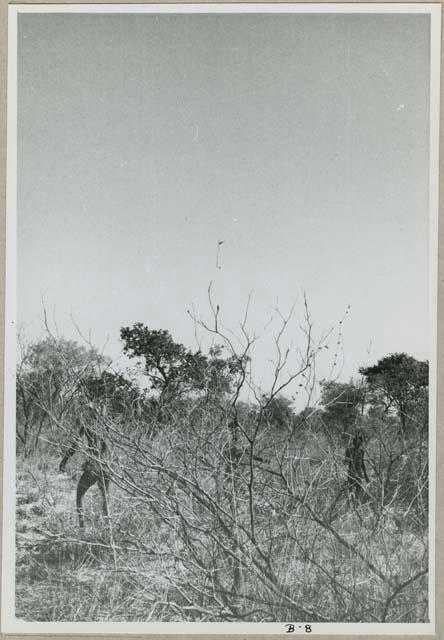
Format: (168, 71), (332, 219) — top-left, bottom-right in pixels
(16, 447), (429, 623)
(16, 454), (171, 621)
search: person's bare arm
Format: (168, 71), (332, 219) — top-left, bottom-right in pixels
(59, 424), (85, 471)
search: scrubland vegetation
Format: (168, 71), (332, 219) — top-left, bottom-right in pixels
(15, 300), (429, 622)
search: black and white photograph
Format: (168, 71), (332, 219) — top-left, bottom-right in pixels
(2, 3), (440, 634)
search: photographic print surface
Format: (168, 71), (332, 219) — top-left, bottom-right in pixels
(2, 3), (440, 634)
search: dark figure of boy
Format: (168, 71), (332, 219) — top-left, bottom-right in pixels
(344, 432), (369, 502)
(59, 403), (110, 528)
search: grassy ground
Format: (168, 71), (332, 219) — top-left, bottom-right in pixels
(16, 453), (174, 621)
(15, 450), (429, 623)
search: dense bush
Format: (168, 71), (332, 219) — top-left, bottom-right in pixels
(15, 313), (429, 622)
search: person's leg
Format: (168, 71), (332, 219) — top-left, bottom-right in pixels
(76, 468), (97, 528)
(98, 471), (110, 518)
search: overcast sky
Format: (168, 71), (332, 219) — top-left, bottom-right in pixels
(16, 11), (431, 399)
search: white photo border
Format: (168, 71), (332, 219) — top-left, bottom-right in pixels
(2, 3), (441, 634)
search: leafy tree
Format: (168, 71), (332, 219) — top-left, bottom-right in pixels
(81, 370), (146, 418)
(319, 381), (366, 436)
(120, 324), (243, 401)
(204, 345), (245, 397)
(121, 324), (196, 392)
(359, 353), (428, 434)
(294, 406), (323, 433)
(16, 337), (110, 453)
(264, 395), (296, 431)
